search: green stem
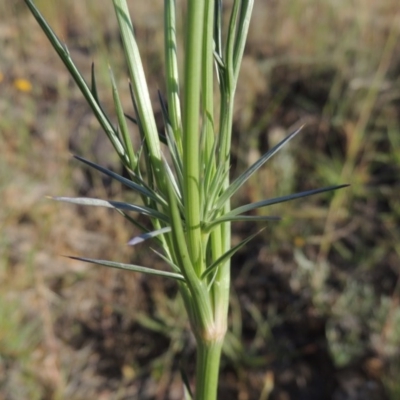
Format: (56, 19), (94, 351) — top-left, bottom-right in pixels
(195, 340), (223, 400)
(183, 0), (205, 276)
(112, 0), (164, 188)
(164, 0), (183, 155)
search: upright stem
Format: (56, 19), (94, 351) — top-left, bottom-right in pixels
(195, 340), (223, 400)
(183, 0), (205, 276)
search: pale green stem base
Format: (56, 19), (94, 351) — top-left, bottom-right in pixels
(195, 339), (223, 400)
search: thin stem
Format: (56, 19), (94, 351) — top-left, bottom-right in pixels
(183, 0), (205, 276)
(202, 0), (215, 168)
(112, 0), (164, 188)
(164, 0), (183, 155)
(233, 0), (254, 82)
(195, 340), (223, 400)
(212, 92), (234, 340)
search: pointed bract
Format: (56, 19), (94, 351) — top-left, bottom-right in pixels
(52, 196), (169, 223)
(67, 255), (185, 281)
(128, 226), (172, 245)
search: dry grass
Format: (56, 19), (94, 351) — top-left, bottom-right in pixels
(1, 1), (400, 399)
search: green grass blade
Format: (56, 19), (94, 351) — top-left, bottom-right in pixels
(201, 230), (262, 280)
(52, 196), (169, 223)
(67, 256), (185, 281)
(215, 126), (303, 211)
(74, 155), (167, 207)
(225, 184), (350, 217)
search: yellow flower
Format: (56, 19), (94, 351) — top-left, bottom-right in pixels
(14, 78), (32, 93)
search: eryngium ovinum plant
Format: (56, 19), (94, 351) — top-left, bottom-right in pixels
(25, 0), (347, 399)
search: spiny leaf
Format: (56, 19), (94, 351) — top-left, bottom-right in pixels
(201, 230), (263, 280)
(215, 126), (303, 212)
(161, 153), (183, 210)
(181, 367), (194, 400)
(225, 184), (350, 218)
(204, 162), (229, 216)
(73, 155), (167, 207)
(151, 248), (181, 274)
(128, 81), (156, 189)
(90, 62), (100, 102)
(52, 196), (169, 223)
(214, 0), (223, 59)
(109, 66), (137, 168)
(67, 255), (185, 281)
(164, 121), (184, 190)
(115, 210), (164, 245)
(124, 113), (137, 125)
(128, 226), (172, 245)
(204, 215), (280, 232)
(158, 90), (183, 188)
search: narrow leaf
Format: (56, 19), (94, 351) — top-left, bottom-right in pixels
(206, 165), (229, 216)
(124, 113), (137, 125)
(52, 196), (169, 223)
(233, 0), (254, 82)
(225, 184), (349, 218)
(201, 230), (263, 280)
(181, 367), (194, 400)
(164, 0), (183, 151)
(215, 126), (303, 211)
(128, 82), (157, 188)
(67, 256), (185, 281)
(115, 210), (163, 245)
(150, 248), (181, 274)
(109, 66), (137, 168)
(90, 62), (100, 102)
(205, 215), (280, 232)
(73, 155), (167, 207)
(158, 91), (184, 192)
(128, 226), (171, 245)
(213, 0), (223, 61)
(161, 153), (183, 210)
(225, 0), (241, 85)
(112, 0), (164, 188)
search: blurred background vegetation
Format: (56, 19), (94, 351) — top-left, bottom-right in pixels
(1, 1), (399, 399)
